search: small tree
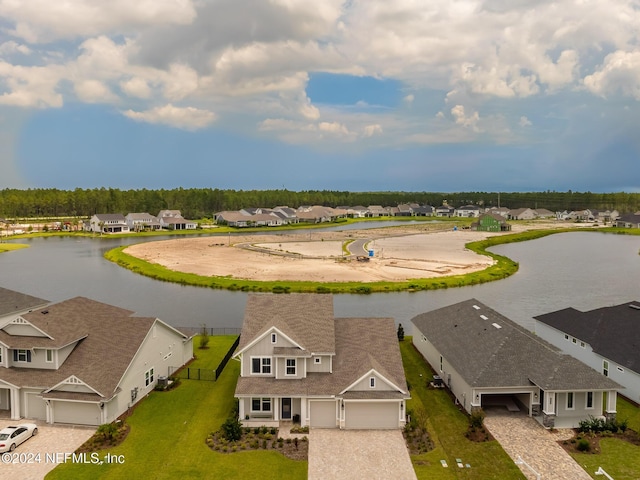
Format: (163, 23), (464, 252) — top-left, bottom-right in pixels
(199, 324), (210, 349)
(397, 323), (405, 341)
(97, 423), (118, 441)
(221, 416), (242, 441)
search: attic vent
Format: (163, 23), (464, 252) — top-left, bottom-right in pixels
(629, 304), (640, 310)
(472, 305), (480, 310)
(480, 315), (488, 320)
(492, 323), (502, 329)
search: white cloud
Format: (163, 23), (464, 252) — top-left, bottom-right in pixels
(363, 124), (383, 137)
(0, 41), (31, 55)
(74, 79), (118, 103)
(451, 105), (480, 130)
(0, 62), (63, 107)
(519, 116), (532, 127)
(403, 94), (414, 104)
(584, 50), (640, 99)
(123, 104), (216, 130)
(120, 77), (152, 99)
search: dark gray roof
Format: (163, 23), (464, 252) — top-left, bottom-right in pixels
(535, 302), (640, 373)
(411, 299), (620, 391)
(93, 213), (126, 221)
(0, 287), (50, 318)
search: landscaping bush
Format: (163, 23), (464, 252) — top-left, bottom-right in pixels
(469, 409), (485, 429)
(577, 439), (590, 452)
(221, 416), (243, 442)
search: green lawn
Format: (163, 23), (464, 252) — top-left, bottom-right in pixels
(569, 397), (640, 479)
(400, 337), (525, 479)
(46, 336), (307, 480)
(0, 243), (28, 253)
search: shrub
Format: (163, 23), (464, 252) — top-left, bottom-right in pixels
(577, 439), (590, 452)
(198, 324), (210, 349)
(618, 418), (628, 432)
(97, 423), (118, 441)
(469, 409), (485, 429)
(221, 416), (243, 442)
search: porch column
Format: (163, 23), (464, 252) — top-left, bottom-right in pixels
(605, 390), (617, 423)
(238, 399), (245, 421)
(300, 399), (307, 427)
(542, 391), (556, 428)
(10, 388), (20, 420)
(273, 398), (279, 421)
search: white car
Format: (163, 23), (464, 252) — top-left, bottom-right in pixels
(0, 424), (38, 453)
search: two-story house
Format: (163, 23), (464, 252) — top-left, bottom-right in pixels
(233, 294), (409, 429)
(88, 214), (130, 234)
(0, 290), (193, 426)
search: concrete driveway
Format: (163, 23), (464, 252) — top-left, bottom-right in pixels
(0, 421), (95, 480)
(484, 409), (592, 480)
(309, 429), (417, 480)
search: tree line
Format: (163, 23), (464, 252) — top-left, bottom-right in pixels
(1, 188), (639, 219)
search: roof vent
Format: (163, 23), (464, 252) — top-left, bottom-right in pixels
(472, 305), (480, 310)
(492, 323), (502, 329)
(629, 304), (640, 310)
(480, 315), (488, 320)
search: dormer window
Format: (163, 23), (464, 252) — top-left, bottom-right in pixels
(46, 349), (53, 363)
(369, 377), (376, 388)
(271, 333), (277, 344)
(14, 349), (31, 363)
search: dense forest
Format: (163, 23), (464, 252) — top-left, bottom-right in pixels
(1, 188), (639, 219)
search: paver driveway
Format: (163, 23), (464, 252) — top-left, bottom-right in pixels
(484, 409), (592, 480)
(308, 429), (417, 480)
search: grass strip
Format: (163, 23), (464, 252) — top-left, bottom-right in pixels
(0, 243), (29, 253)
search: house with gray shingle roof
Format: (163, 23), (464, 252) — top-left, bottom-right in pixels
(233, 294), (409, 429)
(535, 301), (640, 405)
(0, 291), (193, 426)
(88, 214), (130, 234)
(411, 299), (620, 428)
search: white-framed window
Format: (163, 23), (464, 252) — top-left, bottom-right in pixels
(271, 333), (277, 344)
(440, 356), (443, 372)
(580, 341), (585, 348)
(567, 392), (574, 410)
(45, 349), (53, 363)
(564, 334), (569, 341)
(586, 391), (594, 409)
(145, 367), (154, 387)
(617, 366), (624, 373)
(251, 397), (272, 412)
(572, 338), (577, 344)
(369, 377), (376, 388)
(314, 357), (321, 364)
(603, 360), (609, 377)
(251, 357), (272, 375)
(286, 358), (296, 376)
(14, 349), (31, 363)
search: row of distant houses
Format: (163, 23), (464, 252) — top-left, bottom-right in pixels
(214, 204), (637, 228)
(86, 210), (197, 234)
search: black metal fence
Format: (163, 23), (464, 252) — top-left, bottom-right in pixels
(168, 334), (240, 382)
(215, 335), (240, 380)
(176, 326), (242, 336)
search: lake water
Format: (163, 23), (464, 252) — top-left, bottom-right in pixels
(1, 231), (638, 333)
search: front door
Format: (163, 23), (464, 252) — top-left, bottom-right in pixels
(281, 398), (292, 420)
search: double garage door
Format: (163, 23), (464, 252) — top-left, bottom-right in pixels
(309, 400), (399, 429)
(53, 401), (101, 426)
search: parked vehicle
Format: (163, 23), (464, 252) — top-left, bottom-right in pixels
(0, 423), (38, 452)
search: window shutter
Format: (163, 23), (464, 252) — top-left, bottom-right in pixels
(13, 350), (17, 361)
(27, 350), (32, 362)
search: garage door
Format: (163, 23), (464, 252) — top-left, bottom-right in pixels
(310, 400), (337, 428)
(26, 393), (47, 421)
(53, 401), (100, 426)
(345, 402), (398, 429)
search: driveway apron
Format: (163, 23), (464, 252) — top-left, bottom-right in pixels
(308, 429), (417, 480)
(484, 410), (592, 480)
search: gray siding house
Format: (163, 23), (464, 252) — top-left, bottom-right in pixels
(233, 294), (409, 429)
(411, 299), (620, 428)
(535, 301), (640, 404)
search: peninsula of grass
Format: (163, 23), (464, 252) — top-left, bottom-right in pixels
(0, 243), (29, 253)
(104, 227), (580, 294)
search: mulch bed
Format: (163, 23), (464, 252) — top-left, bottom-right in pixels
(207, 427), (308, 461)
(465, 425), (494, 442)
(75, 422), (131, 454)
(403, 425), (434, 454)
(558, 428), (640, 455)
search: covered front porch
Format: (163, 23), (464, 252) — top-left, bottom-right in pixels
(239, 396), (306, 427)
(536, 389), (617, 429)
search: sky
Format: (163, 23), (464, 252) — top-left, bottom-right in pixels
(1, 0), (640, 193)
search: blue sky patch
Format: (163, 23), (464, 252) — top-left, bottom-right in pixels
(306, 73), (404, 108)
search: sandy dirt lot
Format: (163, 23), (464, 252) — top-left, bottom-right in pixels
(124, 224), (514, 283)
